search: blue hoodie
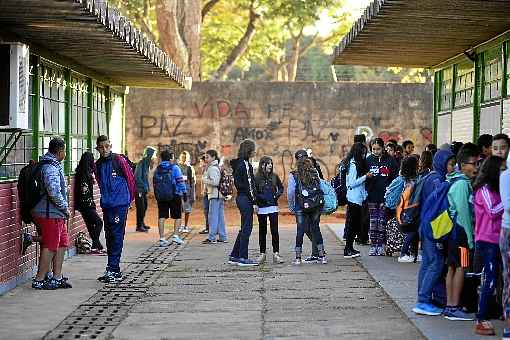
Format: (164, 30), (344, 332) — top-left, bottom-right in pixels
(157, 161), (187, 196)
(32, 153), (68, 219)
(134, 146), (156, 193)
(419, 149), (455, 204)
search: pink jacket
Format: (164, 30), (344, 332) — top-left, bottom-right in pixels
(474, 185), (504, 244)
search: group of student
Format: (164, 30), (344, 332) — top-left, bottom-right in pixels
(342, 132), (510, 338)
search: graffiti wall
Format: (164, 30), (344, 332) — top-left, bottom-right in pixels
(126, 81), (433, 182)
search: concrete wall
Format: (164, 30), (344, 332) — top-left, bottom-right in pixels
(126, 82), (433, 182)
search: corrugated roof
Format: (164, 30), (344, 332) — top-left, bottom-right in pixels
(332, 0), (510, 68)
(0, 0), (191, 89)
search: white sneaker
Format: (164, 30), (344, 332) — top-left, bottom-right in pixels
(257, 253), (266, 264)
(292, 258), (302, 265)
(273, 253), (284, 264)
(181, 226), (191, 233)
(415, 254), (422, 262)
(159, 239), (171, 247)
(398, 255), (414, 263)
(171, 234), (184, 245)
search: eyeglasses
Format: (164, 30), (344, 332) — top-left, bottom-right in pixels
(463, 161), (478, 165)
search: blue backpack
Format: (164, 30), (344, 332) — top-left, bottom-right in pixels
(153, 165), (175, 201)
(320, 179), (338, 215)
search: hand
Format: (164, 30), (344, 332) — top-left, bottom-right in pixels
(366, 172), (374, 178)
(253, 205), (259, 213)
(183, 194), (188, 202)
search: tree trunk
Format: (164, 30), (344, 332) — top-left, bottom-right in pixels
(211, 4), (259, 80)
(156, 0), (201, 80)
(202, 0), (221, 22)
(287, 37), (300, 82)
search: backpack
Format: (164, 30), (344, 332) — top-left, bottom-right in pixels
(384, 176), (405, 210)
(75, 231), (92, 254)
(293, 173), (324, 213)
(331, 164), (348, 206)
(218, 167), (234, 198)
(420, 178), (461, 241)
(120, 154), (136, 175)
(153, 165), (175, 201)
(396, 173), (432, 233)
(17, 159), (52, 224)
(320, 179), (338, 215)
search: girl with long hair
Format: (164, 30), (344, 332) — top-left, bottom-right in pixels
(366, 138), (398, 256)
(288, 157), (326, 264)
(74, 151), (104, 253)
(255, 156), (284, 264)
(343, 142), (372, 258)
(472, 156), (505, 335)
(398, 156), (420, 263)
(202, 149), (227, 244)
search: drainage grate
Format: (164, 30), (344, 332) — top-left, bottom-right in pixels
(43, 232), (194, 340)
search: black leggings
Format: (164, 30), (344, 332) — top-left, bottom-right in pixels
(80, 208), (104, 250)
(346, 202), (362, 251)
(257, 212), (279, 253)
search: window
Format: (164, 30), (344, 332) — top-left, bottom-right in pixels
(484, 48), (502, 101)
(440, 67), (453, 111)
(454, 63), (474, 107)
(70, 75), (90, 171)
(92, 85), (108, 157)
(38, 62), (66, 155)
(0, 133), (33, 180)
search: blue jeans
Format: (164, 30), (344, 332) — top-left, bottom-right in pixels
(208, 198), (226, 241)
(476, 241), (501, 321)
(103, 205), (128, 273)
(401, 231), (419, 257)
(203, 194), (209, 228)
(295, 209), (323, 257)
(230, 194), (254, 260)
(417, 230), (444, 304)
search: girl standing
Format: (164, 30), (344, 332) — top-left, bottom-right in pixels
(473, 156), (505, 335)
(398, 156), (420, 262)
(74, 152), (104, 253)
(255, 156), (284, 264)
(366, 138), (398, 256)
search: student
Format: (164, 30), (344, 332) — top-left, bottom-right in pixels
(477, 134), (493, 161)
(74, 151), (104, 254)
(95, 135), (136, 283)
(472, 156), (505, 335)
(198, 155), (210, 235)
(154, 150), (187, 247)
(418, 150), (433, 176)
(398, 156), (420, 262)
(402, 140), (415, 158)
(31, 138), (72, 290)
(500, 152), (510, 340)
(413, 149), (456, 316)
(343, 142), (372, 258)
(178, 151), (196, 233)
(425, 143), (438, 156)
(493, 133), (510, 160)
(201, 149), (227, 244)
(255, 156), (284, 264)
(443, 143), (479, 321)
(366, 138), (398, 256)
(229, 139), (259, 266)
(288, 157), (327, 264)
(134, 146), (157, 233)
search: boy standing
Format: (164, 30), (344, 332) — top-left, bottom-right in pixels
(31, 138), (72, 290)
(95, 135), (135, 283)
(178, 151), (196, 233)
(493, 133), (510, 160)
(134, 146), (157, 232)
(154, 150), (187, 247)
(443, 143), (479, 321)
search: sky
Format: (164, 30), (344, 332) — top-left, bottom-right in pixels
(315, 0), (373, 36)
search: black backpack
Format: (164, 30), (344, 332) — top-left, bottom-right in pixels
(293, 172), (324, 213)
(17, 159), (51, 224)
(331, 164), (348, 206)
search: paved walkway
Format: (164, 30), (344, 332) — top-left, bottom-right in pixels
(0, 221), (423, 340)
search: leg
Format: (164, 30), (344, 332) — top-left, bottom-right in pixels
(184, 212), (190, 227)
(446, 266), (455, 305)
(295, 212), (306, 258)
(417, 235), (444, 304)
(368, 203), (380, 248)
(451, 267), (465, 306)
(476, 242), (499, 321)
(345, 202), (361, 251)
(208, 198), (220, 241)
(35, 248), (55, 281)
(135, 192), (145, 228)
(203, 194), (210, 229)
(52, 248), (65, 278)
(238, 196), (254, 260)
(309, 210), (324, 257)
(217, 200), (227, 241)
(142, 193), (148, 226)
(106, 206), (128, 273)
(269, 212), (280, 253)
(257, 214), (268, 254)
(158, 218), (166, 239)
(500, 229), (510, 330)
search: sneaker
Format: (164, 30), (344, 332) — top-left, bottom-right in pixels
(159, 239), (171, 247)
(237, 258), (258, 267)
(273, 253), (284, 264)
(202, 238), (216, 244)
(171, 234), (184, 245)
(21, 233), (33, 255)
(398, 255), (414, 263)
(136, 226), (149, 233)
(474, 320), (495, 336)
(97, 271), (123, 283)
(503, 328), (510, 340)
(199, 228), (209, 235)
(217, 239), (228, 243)
(257, 253), (266, 264)
(415, 254), (423, 262)
(144, 225), (152, 230)
(368, 246), (378, 256)
(32, 278), (58, 290)
(412, 303), (443, 316)
(303, 256), (319, 264)
(52, 276), (72, 289)
(344, 249), (361, 258)
(180, 226), (191, 233)
(376, 245), (386, 256)
(228, 256), (240, 265)
(444, 307), (474, 321)
(293, 258), (303, 265)
(319, 256), (328, 264)
(45, 271), (54, 281)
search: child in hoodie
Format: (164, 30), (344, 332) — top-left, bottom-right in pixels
(134, 146), (157, 232)
(443, 143), (479, 321)
(413, 149), (456, 316)
(472, 156), (505, 335)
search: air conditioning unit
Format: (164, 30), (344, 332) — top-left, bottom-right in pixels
(0, 43), (29, 130)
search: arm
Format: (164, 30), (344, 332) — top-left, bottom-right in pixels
(275, 174), (284, 199)
(42, 165), (69, 213)
(203, 166), (221, 187)
(479, 186), (504, 216)
(173, 165), (187, 196)
(116, 155), (136, 202)
(346, 162), (367, 189)
(287, 174), (296, 213)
